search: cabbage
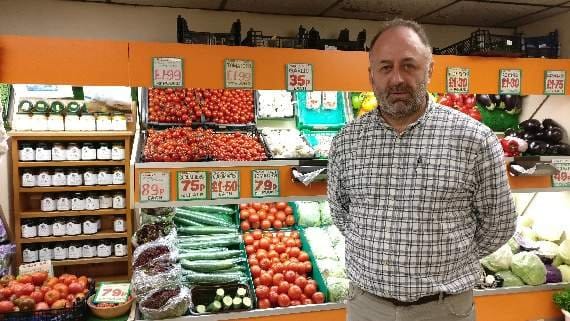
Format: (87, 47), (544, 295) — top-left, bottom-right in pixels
(296, 202), (321, 227)
(559, 240), (570, 265)
(320, 201), (333, 226)
(495, 270), (524, 287)
(537, 241), (559, 259)
(558, 265), (570, 282)
(520, 227), (539, 242)
(534, 220), (564, 242)
(507, 238), (520, 254)
(553, 256), (564, 267)
(326, 277), (349, 302)
(304, 228), (336, 260)
(511, 252), (546, 285)
(518, 215), (534, 228)
(546, 265), (563, 283)
(317, 259), (346, 278)
(480, 244), (512, 272)
(326, 225), (344, 246)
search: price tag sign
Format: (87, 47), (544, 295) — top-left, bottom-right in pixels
(225, 59), (254, 88)
(139, 171), (170, 202)
(210, 170), (240, 199)
(19, 260), (53, 277)
(552, 159), (570, 187)
(446, 67), (470, 93)
(499, 69), (522, 94)
(252, 169), (280, 198)
(152, 57), (184, 88)
(286, 63), (313, 91)
(177, 171), (207, 201)
(94, 283), (131, 304)
(544, 70), (566, 95)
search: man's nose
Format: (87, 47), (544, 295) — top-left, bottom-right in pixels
(389, 69), (404, 86)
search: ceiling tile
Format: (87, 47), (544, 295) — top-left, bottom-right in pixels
(111, 0), (222, 10)
(500, 6), (570, 26)
(223, 0), (338, 15)
(484, 0), (566, 5)
(419, 1), (541, 27)
(323, 0), (456, 20)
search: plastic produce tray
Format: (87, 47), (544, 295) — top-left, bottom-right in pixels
(189, 283), (255, 315)
(299, 228), (330, 302)
(260, 128), (316, 160)
(255, 90), (295, 120)
(301, 129), (338, 159)
(295, 92), (347, 130)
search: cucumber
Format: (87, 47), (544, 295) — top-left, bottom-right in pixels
(186, 205), (235, 215)
(222, 296), (233, 310)
(173, 216), (204, 227)
(232, 297), (242, 309)
(242, 297), (252, 309)
(181, 258), (244, 272)
(178, 238), (240, 250)
(214, 288), (225, 301)
(178, 233), (240, 242)
(178, 247), (228, 253)
(215, 266), (245, 273)
(177, 226), (237, 235)
(196, 305), (207, 314)
(176, 208), (234, 226)
(178, 249), (242, 261)
(236, 287), (247, 298)
(184, 271), (245, 284)
(207, 301), (222, 312)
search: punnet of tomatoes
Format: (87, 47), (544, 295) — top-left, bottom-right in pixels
(435, 93), (482, 121)
(143, 127), (268, 162)
(147, 88), (255, 125)
(0, 272), (92, 314)
(239, 202), (295, 231)
(244, 229), (325, 308)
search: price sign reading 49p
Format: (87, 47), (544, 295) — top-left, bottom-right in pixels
(153, 57), (184, 88)
(446, 67), (470, 94)
(252, 169), (280, 198)
(211, 170), (240, 200)
(286, 63), (313, 91)
(225, 59), (254, 89)
(94, 283), (131, 304)
(552, 159), (570, 187)
(177, 171), (207, 201)
(139, 171), (170, 202)
(499, 69), (522, 94)
(544, 70), (566, 95)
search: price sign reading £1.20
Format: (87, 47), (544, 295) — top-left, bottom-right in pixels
(177, 171), (207, 201)
(499, 69), (522, 94)
(544, 70), (566, 95)
(94, 283), (131, 304)
(210, 170), (240, 200)
(552, 159), (570, 187)
(252, 169), (280, 198)
(446, 67), (470, 94)
(286, 63), (313, 91)
(152, 57), (184, 88)
(225, 59), (254, 89)
(139, 171), (170, 202)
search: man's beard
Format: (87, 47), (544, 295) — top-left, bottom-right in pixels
(376, 78), (428, 119)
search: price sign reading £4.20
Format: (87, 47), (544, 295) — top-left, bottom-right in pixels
(139, 171), (170, 202)
(252, 169), (280, 198)
(94, 283), (131, 304)
(225, 59), (254, 89)
(499, 69), (522, 95)
(152, 57), (184, 88)
(286, 63), (313, 91)
(544, 70), (566, 95)
(177, 171), (207, 201)
(210, 170), (240, 200)
(446, 67), (470, 94)
(552, 159), (570, 187)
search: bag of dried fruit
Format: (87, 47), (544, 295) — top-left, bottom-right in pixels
(132, 261), (182, 298)
(139, 285), (190, 319)
(132, 239), (178, 270)
(132, 220), (177, 248)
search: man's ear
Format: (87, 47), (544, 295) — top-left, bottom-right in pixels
(369, 67), (374, 86)
(427, 61), (434, 83)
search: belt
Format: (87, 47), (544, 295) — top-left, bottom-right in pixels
(380, 293), (450, 307)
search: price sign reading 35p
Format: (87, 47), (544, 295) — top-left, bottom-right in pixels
(446, 67), (470, 93)
(544, 70), (566, 95)
(552, 159), (570, 187)
(210, 170), (240, 199)
(177, 171), (207, 201)
(225, 59), (254, 88)
(139, 171), (170, 202)
(287, 63), (313, 91)
(94, 283), (131, 304)
(153, 57), (184, 88)
(252, 169), (280, 198)
(499, 69), (521, 94)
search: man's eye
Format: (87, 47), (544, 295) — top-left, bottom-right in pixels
(404, 64), (416, 71)
(379, 66), (391, 72)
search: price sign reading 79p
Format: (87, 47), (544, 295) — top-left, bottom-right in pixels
(252, 169), (280, 198)
(177, 171), (207, 201)
(94, 283), (131, 304)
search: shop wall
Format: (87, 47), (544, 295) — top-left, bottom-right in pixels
(518, 11), (568, 58)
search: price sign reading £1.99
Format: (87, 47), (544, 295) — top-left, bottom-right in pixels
(177, 171), (207, 201)
(152, 57), (184, 88)
(225, 59), (254, 89)
(552, 159), (570, 187)
(446, 67), (470, 94)
(252, 169), (280, 198)
(94, 283), (131, 304)
(544, 70), (566, 95)
(286, 63), (313, 91)
(139, 171), (170, 202)
(499, 69), (522, 94)
(210, 170), (240, 199)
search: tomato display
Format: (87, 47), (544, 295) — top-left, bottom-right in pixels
(239, 203), (295, 230)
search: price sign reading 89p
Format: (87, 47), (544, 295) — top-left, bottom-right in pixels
(286, 63), (313, 91)
(139, 171), (170, 202)
(252, 169), (280, 198)
(446, 67), (470, 94)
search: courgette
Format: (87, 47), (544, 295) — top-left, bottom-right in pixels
(242, 297), (252, 309)
(184, 271), (245, 284)
(178, 249), (242, 261)
(195, 305), (207, 314)
(214, 288), (225, 301)
(177, 226), (237, 235)
(236, 287), (247, 298)
(181, 258), (244, 272)
(186, 205), (235, 215)
(207, 301), (222, 312)
(222, 296), (233, 310)
(232, 297), (242, 309)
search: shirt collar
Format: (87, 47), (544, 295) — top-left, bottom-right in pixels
(374, 94), (435, 132)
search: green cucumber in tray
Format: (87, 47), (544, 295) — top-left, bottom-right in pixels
(181, 257), (245, 272)
(184, 205), (236, 215)
(173, 216), (205, 227)
(184, 270), (246, 284)
(178, 249), (242, 261)
(177, 226), (237, 235)
(176, 208), (235, 227)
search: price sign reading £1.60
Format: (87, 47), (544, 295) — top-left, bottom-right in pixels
(152, 57), (184, 88)
(446, 67), (470, 94)
(286, 63), (313, 91)
(94, 283), (131, 304)
(139, 171), (170, 202)
(225, 59), (254, 89)
(544, 70), (566, 95)
(252, 169), (280, 198)
(499, 69), (522, 95)
(210, 170), (240, 200)
(177, 171), (207, 201)
(552, 159), (570, 187)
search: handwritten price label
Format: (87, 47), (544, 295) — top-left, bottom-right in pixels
(552, 159), (570, 187)
(225, 59), (254, 88)
(446, 67), (470, 93)
(152, 57), (184, 88)
(252, 169), (280, 198)
(177, 171), (207, 201)
(94, 283), (131, 304)
(499, 69), (522, 94)
(544, 70), (566, 95)
(210, 170), (240, 199)
(286, 63), (313, 91)
(139, 171), (170, 202)
(19, 260), (53, 277)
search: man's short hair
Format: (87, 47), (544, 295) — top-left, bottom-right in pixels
(369, 18), (432, 55)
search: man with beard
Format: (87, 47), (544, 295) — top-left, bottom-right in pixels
(327, 18), (516, 321)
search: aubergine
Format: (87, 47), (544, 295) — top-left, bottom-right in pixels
(528, 140), (548, 155)
(542, 118), (562, 129)
(534, 130), (548, 141)
(519, 119), (542, 133)
(552, 143), (570, 155)
(476, 94), (492, 109)
(503, 95), (521, 114)
(490, 94), (502, 108)
(546, 127), (564, 143)
(523, 132), (537, 141)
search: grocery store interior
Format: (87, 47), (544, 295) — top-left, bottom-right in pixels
(1, 0), (570, 320)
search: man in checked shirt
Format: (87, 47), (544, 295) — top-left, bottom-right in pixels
(328, 18), (516, 321)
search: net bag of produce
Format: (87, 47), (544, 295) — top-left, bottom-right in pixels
(132, 261), (182, 298)
(139, 286), (190, 320)
(141, 207), (176, 224)
(132, 221), (177, 248)
(132, 240), (178, 270)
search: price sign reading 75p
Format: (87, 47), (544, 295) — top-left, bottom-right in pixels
(252, 169), (280, 198)
(177, 171), (207, 201)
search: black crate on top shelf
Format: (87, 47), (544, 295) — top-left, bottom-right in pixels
(434, 29), (523, 57)
(524, 30), (559, 58)
(306, 27), (367, 51)
(241, 29), (307, 49)
(177, 15), (241, 46)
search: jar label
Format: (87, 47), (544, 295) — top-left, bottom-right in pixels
(97, 147), (112, 159)
(39, 248), (53, 261)
(67, 147), (81, 160)
(113, 219), (125, 232)
(98, 172), (113, 185)
(53, 223), (66, 235)
(113, 195), (125, 209)
(68, 246), (82, 259)
(41, 198), (56, 212)
(21, 225), (37, 238)
(66, 222), (82, 235)
(37, 173), (52, 186)
(81, 147), (96, 160)
(112, 147), (125, 160)
(84, 172), (97, 185)
(38, 223), (52, 237)
(97, 244), (112, 257)
(23, 249), (39, 263)
(112, 118), (127, 131)
(82, 245), (96, 257)
(19, 148), (35, 161)
(21, 173), (36, 187)
(114, 244), (127, 256)
(113, 171), (125, 185)
(99, 196), (113, 208)
(85, 197), (100, 211)
(83, 221), (98, 234)
(67, 173), (82, 186)
(36, 148), (51, 161)
(71, 198), (85, 211)
(54, 247), (68, 260)
(52, 172), (67, 186)
(52, 147), (66, 160)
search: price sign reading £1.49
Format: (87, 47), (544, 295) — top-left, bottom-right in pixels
(286, 63), (313, 91)
(139, 171), (170, 202)
(252, 169), (280, 198)
(210, 170), (240, 200)
(152, 57), (184, 88)
(499, 69), (522, 95)
(552, 159), (570, 187)
(544, 70), (566, 95)
(446, 67), (470, 94)
(225, 59), (254, 89)
(94, 283), (131, 304)
(177, 171), (207, 201)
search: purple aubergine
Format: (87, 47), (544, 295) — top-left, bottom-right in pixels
(546, 127), (564, 143)
(552, 143), (570, 155)
(534, 129), (548, 141)
(528, 140), (548, 155)
(503, 95), (520, 111)
(523, 132), (536, 141)
(490, 94), (502, 106)
(476, 94), (492, 108)
(542, 118), (562, 129)
(519, 119), (542, 133)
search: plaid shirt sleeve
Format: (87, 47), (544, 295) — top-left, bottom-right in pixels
(472, 130), (517, 259)
(327, 132), (350, 235)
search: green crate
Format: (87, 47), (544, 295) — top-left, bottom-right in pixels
(295, 91), (347, 130)
(298, 227), (330, 302)
(301, 129), (338, 159)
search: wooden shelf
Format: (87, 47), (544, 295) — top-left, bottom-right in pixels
(9, 131), (133, 137)
(18, 160), (125, 168)
(20, 209), (127, 218)
(19, 185), (126, 193)
(95, 274), (130, 284)
(20, 230), (127, 243)
(51, 256), (128, 267)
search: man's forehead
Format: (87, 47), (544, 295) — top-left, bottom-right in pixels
(370, 27), (428, 58)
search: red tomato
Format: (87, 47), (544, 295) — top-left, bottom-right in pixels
(0, 288), (12, 300)
(12, 284), (25, 297)
(298, 251), (309, 262)
(256, 285), (270, 299)
(240, 209), (250, 220)
(16, 275), (33, 284)
(250, 265), (262, 278)
(31, 272), (48, 286)
(295, 239), (302, 247)
(244, 235), (254, 245)
(304, 284), (317, 297)
(253, 240), (260, 250)
(284, 206), (293, 215)
(252, 203), (262, 210)
(296, 262), (307, 275)
(245, 245), (255, 255)
(53, 284), (69, 297)
(285, 271), (297, 283)
(259, 258), (271, 271)
(285, 239), (296, 248)
(273, 220), (283, 230)
(44, 290), (61, 306)
(254, 277), (260, 287)
(312, 292), (325, 304)
(241, 221), (251, 232)
(289, 247), (300, 258)
(275, 244), (286, 254)
(30, 291), (44, 303)
(290, 300), (301, 306)
(276, 211), (286, 222)
(51, 299), (67, 309)
(35, 302), (49, 311)
(304, 261), (312, 273)
(40, 286), (50, 295)
(290, 231), (300, 239)
(272, 263), (284, 274)
(288, 285), (302, 300)
(258, 298), (271, 309)
(258, 210), (267, 221)
(272, 273), (284, 286)
(259, 238), (270, 250)
(278, 281), (290, 294)
(252, 230), (263, 240)
(280, 253), (289, 262)
(259, 273), (272, 287)
(277, 294), (291, 307)
(239, 203), (248, 210)
(269, 291), (280, 305)
(303, 299), (313, 305)
(261, 220), (271, 230)
(276, 202), (287, 210)
(68, 282), (84, 295)
(249, 214), (260, 224)
(248, 258), (259, 266)
(285, 215), (295, 226)
(0, 300), (14, 313)
(295, 276), (308, 289)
